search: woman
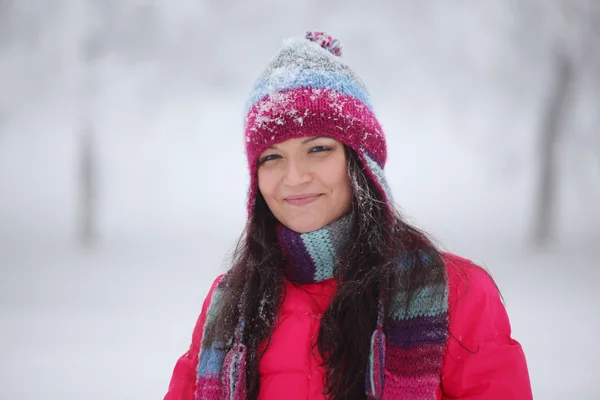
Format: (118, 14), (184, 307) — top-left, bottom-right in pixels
(165, 32), (533, 400)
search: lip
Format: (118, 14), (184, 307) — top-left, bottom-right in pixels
(284, 194), (322, 206)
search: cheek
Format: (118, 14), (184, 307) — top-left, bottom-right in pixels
(322, 156), (352, 196)
(257, 169), (278, 201)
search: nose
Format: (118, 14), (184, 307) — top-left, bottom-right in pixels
(282, 157), (311, 186)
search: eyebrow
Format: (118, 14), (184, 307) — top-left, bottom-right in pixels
(302, 136), (326, 144)
(268, 136), (327, 149)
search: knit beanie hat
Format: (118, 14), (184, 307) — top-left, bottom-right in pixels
(244, 31), (393, 215)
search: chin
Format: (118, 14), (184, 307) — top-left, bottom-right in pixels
(285, 215), (328, 234)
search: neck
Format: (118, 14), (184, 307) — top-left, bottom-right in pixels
(276, 213), (354, 284)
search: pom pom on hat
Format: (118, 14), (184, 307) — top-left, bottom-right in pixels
(305, 31), (342, 57)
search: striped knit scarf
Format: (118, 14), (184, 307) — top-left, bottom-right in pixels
(195, 214), (449, 399)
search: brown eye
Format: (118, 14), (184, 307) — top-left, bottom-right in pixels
(258, 154), (281, 165)
(308, 145), (333, 154)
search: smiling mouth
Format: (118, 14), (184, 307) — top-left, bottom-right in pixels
(284, 194), (322, 206)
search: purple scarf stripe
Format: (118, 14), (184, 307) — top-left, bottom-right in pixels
(278, 227), (317, 283)
(385, 314), (449, 348)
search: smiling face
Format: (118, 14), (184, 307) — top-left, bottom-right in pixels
(257, 136), (352, 233)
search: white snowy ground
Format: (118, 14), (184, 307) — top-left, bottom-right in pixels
(1, 97), (598, 399)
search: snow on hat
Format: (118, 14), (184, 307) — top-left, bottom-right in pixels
(244, 31), (393, 215)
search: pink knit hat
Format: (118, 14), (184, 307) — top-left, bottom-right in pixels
(244, 31), (392, 215)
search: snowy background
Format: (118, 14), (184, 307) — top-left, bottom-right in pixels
(1, 1), (599, 399)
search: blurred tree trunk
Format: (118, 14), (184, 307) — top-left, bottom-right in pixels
(533, 52), (573, 246)
(79, 125), (96, 246)
(77, 0), (105, 247)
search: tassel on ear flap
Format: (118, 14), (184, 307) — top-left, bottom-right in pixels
(223, 318), (248, 400)
(365, 297), (386, 399)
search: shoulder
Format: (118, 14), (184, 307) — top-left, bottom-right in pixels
(191, 274), (227, 346)
(164, 274), (226, 399)
(442, 253), (499, 306)
(202, 274), (228, 318)
(438, 254), (534, 398)
(442, 252), (494, 283)
(208, 273), (227, 295)
(440, 252), (510, 343)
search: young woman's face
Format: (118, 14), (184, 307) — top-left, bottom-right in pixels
(257, 136), (352, 233)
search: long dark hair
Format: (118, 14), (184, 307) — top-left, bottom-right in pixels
(203, 147), (447, 400)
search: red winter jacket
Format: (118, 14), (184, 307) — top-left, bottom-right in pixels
(164, 254), (533, 399)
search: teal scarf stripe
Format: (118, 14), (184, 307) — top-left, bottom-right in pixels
(197, 281), (227, 378)
(204, 287), (226, 329)
(390, 283), (449, 320)
(197, 347), (227, 378)
(301, 228), (335, 281)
